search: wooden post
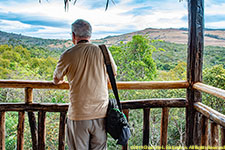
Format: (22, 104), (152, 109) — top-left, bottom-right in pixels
(200, 115), (208, 147)
(38, 111), (46, 150)
(58, 112), (67, 150)
(25, 87), (33, 103)
(17, 111), (25, 150)
(210, 122), (219, 147)
(160, 108), (169, 150)
(0, 112), (5, 150)
(28, 112), (38, 150)
(186, 0), (204, 147)
(221, 126), (225, 147)
(143, 108), (150, 147)
(122, 109), (129, 150)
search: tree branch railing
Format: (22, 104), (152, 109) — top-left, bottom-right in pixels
(0, 80), (188, 150)
(0, 80), (225, 149)
(193, 82), (225, 148)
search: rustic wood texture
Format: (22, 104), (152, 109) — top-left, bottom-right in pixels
(58, 112), (67, 150)
(28, 112), (38, 150)
(25, 87), (33, 103)
(143, 108), (150, 147)
(194, 102), (225, 127)
(38, 111), (46, 150)
(200, 115), (208, 147)
(193, 82), (225, 100)
(221, 126), (225, 147)
(121, 98), (186, 109)
(160, 108), (169, 150)
(0, 112), (5, 150)
(122, 109), (129, 150)
(17, 111), (25, 150)
(0, 98), (186, 112)
(210, 122), (219, 147)
(186, 0), (204, 147)
(0, 103), (69, 112)
(0, 80), (188, 90)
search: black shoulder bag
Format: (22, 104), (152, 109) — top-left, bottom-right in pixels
(99, 44), (131, 146)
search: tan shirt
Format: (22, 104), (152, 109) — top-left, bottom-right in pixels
(54, 42), (117, 120)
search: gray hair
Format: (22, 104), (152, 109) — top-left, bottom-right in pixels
(71, 19), (92, 38)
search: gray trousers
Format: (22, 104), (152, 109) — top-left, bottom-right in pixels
(66, 118), (107, 150)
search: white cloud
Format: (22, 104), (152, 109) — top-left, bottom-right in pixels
(0, 0), (224, 39)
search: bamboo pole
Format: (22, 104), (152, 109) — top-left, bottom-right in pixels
(143, 108), (150, 147)
(0, 112), (5, 150)
(160, 108), (169, 150)
(193, 82), (225, 100)
(194, 102), (225, 127)
(17, 111), (25, 150)
(58, 112), (67, 150)
(200, 115), (208, 148)
(0, 80), (188, 90)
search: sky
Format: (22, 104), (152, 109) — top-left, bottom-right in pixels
(0, 0), (225, 39)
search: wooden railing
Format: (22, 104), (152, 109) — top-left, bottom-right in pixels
(193, 83), (225, 148)
(0, 80), (225, 150)
(0, 80), (188, 150)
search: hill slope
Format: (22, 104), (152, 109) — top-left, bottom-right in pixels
(1, 28), (225, 48)
(94, 28), (225, 47)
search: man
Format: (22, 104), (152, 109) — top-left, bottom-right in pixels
(53, 19), (117, 150)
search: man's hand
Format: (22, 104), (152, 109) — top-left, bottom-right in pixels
(53, 77), (65, 85)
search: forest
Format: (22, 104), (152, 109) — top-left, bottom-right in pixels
(0, 33), (224, 149)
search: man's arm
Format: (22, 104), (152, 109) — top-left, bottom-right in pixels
(53, 52), (68, 85)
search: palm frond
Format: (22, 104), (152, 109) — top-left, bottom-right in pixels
(39, 0), (115, 11)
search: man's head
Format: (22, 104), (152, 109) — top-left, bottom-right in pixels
(71, 19), (92, 44)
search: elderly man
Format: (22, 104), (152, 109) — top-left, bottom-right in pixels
(53, 19), (117, 150)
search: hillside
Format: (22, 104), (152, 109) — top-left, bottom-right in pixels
(94, 28), (225, 47)
(1, 28), (225, 49)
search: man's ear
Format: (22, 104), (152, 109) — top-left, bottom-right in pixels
(72, 32), (76, 44)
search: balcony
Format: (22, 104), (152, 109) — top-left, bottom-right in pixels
(0, 80), (224, 150)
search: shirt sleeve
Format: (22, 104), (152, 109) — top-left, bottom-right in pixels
(53, 52), (69, 80)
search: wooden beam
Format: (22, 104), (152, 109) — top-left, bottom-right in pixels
(121, 98), (186, 109)
(160, 108), (169, 150)
(38, 111), (46, 150)
(200, 115), (208, 147)
(210, 122), (219, 147)
(221, 126), (225, 147)
(25, 87), (33, 103)
(194, 102), (225, 127)
(0, 98), (186, 112)
(58, 112), (67, 150)
(143, 108), (150, 147)
(0, 112), (5, 150)
(28, 112), (38, 150)
(193, 82), (225, 100)
(0, 80), (188, 90)
(17, 111), (25, 150)
(186, 0), (204, 147)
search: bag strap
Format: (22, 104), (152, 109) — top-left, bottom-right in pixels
(99, 44), (122, 111)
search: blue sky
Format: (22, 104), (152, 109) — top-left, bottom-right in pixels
(0, 0), (225, 39)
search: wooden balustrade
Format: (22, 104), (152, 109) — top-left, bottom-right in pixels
(194, 102), (225, 148)
(1, 80), (225, 149)
(0, 98), (186, 150)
